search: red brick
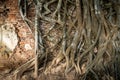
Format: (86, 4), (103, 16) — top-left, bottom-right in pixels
(6, 14), (17, 22)
(6, 0), (18, 8)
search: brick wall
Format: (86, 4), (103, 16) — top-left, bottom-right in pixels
(0, 0), (35, 68)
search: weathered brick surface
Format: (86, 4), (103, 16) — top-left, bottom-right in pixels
(0, 0), (35, 69)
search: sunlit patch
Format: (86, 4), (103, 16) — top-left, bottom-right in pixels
(0, 23), (18, 51)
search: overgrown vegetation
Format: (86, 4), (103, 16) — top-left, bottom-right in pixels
(14, 0), (120, 80)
